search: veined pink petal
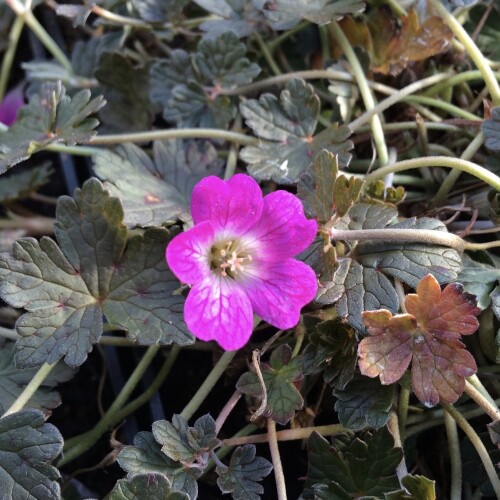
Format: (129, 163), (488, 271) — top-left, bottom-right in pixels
(166, 221), (214, 284)
(185, 275), (254, 350)
(244, 259), (317, 330)
(246, 190), (317, 261)
(0, 85), (24, 126)
(191, 174), (263, 233)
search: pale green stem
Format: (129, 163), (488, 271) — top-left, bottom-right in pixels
(403, 95), (479, 121)
(432, 132), (484, 207)
(329, 228), (465, 253)
(386, 0), (407, 16)
(465, 378), (500, 419)
(431, 0), (500, 106)
(60, 345), (161, 466)
(89, 129), (258, 146)
(180, 350), (237, 421)
(442, 403), (500, 497)
(0, 326), (19, 341)
(363, 156), (500, 192)
(6, 0), (72, 73)
(358, 122), (464, 134)
(46, 143), (102, 157)
(464, 241), (500, 251)
(444, 410), (462, 500)
(254, 32), (281, 76)
(329, 21), (389, 169)
(398, 387), (410, 442)
(267, 418), (287, 500)
(222, 423), (346, 447)
(2, 362), (57, 417)
(424, 70), (500, 97)
(0, 15), (25, 101)
(348, 73), (452, 132)
(268, 21), (309, 52)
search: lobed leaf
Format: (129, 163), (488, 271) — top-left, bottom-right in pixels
(93, 139), (224, 227)
(0, 178), (192, 368)
(117, 431), (201, 499)
(0, 82), (104, 172)
(240, 79), (353, 183)
(0, 163), (53, 203)
(109, 473), (189, 500)
(216, 445), (273, 500)
(0, 409), (63, 500)
(359, 274), (480, 406)
(237, 344), (303, 425)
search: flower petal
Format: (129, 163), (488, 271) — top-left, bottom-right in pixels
(166, 221), (214, 284)
(0, 85), (24, 126)
(185, 275), (254, 350)
(191, 174), (263, 233)
(244, 259), (317, 330)
(246, 190), (317, 260)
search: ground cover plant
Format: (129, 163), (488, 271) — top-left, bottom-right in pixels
(1, 0), (500, 498)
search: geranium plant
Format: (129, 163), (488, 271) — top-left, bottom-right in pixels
(1, 0), (500, 498)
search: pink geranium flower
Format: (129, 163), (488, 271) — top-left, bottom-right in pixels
(166, 174), (318, 350)
(0, 85), (24, 126)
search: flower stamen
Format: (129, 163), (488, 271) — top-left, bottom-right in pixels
(210, 239), (253, 279)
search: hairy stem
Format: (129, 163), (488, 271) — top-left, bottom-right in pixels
(0, 15), (25, 101)
(180, 350), (237, 421)
(267, 418), (287, 500)
(329, 228), (465, 252)
(215, 390), (242, 434)
(443, 403), (500, 497)
(363, 156), (500, 192)
(465, 379), (500, 420)
(2, 362), (57, 417)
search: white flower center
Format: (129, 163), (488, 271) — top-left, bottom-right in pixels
(210, 239), (253, 279)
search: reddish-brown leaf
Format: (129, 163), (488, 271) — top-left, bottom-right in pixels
(359, 274), (480, 406)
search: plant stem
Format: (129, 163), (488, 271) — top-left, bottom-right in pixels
(464, 241), (500, 251)
(363, 156), (500, 192)
(431, 0), (500, 106)
(398, 387), (410, 442)
(388, 411), (408, 486)
(329, 228), (465, 253)
(432, 132), (484, 207)
(424, 70), (500, 97)
(267, 418), (287, 500)
(444, 410), (462, 500)
(0, 326), (19, 341)
(89, 128), (258, 146)
(215, 390), (242, 433)
(254, 32), (281, 76)
(329, 21), (389, 169)
(442, 403), (500, 497)
(221, 423), (346, 446)
(465, 378), (500, 420)
(2, 362), (57, 417)
(0, 15), (25, 101)
(6, 0), (72, 73)
(60, 345), (161, 466)
(348, 73), (452, 132)
(403, 95), (480, 121)
(180, 350), (237, 421)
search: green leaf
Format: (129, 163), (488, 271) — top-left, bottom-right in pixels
(459, 254), (500, 309)
(335, 202), (398, 231)
(302, 319), (357, 390)
(0, 163), (53, 203)
(195, 31), (261, 87)
(484, 108), (500, 152)
(333, 374), (394, 430)
(297, 150), (363, 222)
(317, 258), (399, 333)
(303, 428), (402, 498)
(93, 140), (223, 227)
(0, 341), (75, 414)
(117, 431), (201, 500)
(356, 218), (463, 288)
(0, 82), (104, 173)
(152, 414), (220, 467)
(0, 408), (63, 500)
(164, 81), (236, 129)
(401, 474), (436, 499)
(95, 52), (154, 132)
(0, 178), (192, 368)
(240, 79), (353, 184)
(109, 473), (189, 500)
(263, 0), (366, 26)
(237, 344), (304, 425)
(216, 445), (273, 500)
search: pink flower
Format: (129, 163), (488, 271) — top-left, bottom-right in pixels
(0, 85), (24, 126)
(166, 174), (318, 350)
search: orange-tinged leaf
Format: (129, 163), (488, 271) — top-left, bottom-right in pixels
(406, 274), (481, 340)
(358, 274), (480, 407)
